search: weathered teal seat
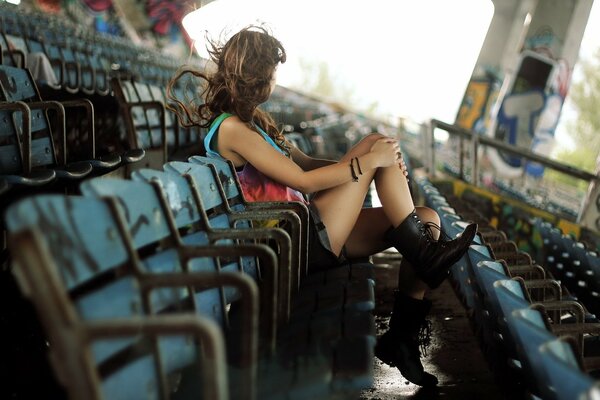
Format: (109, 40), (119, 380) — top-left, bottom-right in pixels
(79, 176), (278, 349)
(0, 64), (121, 178)
(5, 194), (259, 399)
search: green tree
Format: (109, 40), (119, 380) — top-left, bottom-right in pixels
(554, 48), (600, 174)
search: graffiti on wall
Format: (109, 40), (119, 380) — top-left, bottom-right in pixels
(450, 179), (589, 262)
(146, 0), (193, 37)
(36, 0), (193, 54)
(82, 0), (112, 12)
(54, 0), (123, 36)
(486, 26), (571, 178)
(456, 77), (499, 134)
(35, 0), (62, 13)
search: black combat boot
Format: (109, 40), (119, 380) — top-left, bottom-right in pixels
(375, 292), (437, 386)
(385, 210), (477, 289)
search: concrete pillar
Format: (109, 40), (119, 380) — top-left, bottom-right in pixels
(454, 0), (595, 226)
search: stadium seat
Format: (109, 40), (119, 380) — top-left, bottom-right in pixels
(188, 155), (309, 276)
(111, 77), (169, 168)
(0, 64), (123, 177)
(77, 175), (376, 398)
(5, 194), (242, 400)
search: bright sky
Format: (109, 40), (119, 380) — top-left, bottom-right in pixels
(184, 0), (493, 123)
(184, 0), (600, 139)
(555, 1), (600, 151)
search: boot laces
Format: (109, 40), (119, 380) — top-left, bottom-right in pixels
(417, 319), (433, 356)
(421, 221), (452, 242)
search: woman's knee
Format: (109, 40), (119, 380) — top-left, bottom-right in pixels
(362, 132), (387, 146)
(342, 133), (387, 161)
(415, 206), (441, 240)
(415, 206), (440, 225)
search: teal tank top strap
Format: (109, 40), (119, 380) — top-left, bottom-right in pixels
(254, 125), (286, 156)
(204, 112), (286, 158)
(204, 112), (233, 159)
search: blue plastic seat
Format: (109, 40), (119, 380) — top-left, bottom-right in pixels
(0, 64), (121, 178)
(187, 156), (309, 278)
(507, 308), (595, 400)
(111, 77), (168, 168)
(539, 337), (600, 400)
(5, 194), (247, 400)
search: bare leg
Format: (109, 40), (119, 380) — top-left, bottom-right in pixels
(314, 135), (447, 387)
(344, 206), (438, 300)
(312, 133), (415, 256)
(312, 132), (473, 290)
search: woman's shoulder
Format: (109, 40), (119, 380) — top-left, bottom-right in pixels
(217, 115), (256, 146)
(219, 115), (255, 137)
(219, 114), (242, 126)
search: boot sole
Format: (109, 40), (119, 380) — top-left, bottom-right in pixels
(375, 338), (439, 387)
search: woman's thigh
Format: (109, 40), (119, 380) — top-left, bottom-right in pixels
(343, 206), (441, 258)
(311, 133), (384, 255)
(343, 207), (392, 258)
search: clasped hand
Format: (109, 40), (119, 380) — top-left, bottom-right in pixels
(370, 138), (409, 179)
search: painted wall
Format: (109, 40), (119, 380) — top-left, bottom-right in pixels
(438, 178), (600, 262)
(29, 0), (196, 58)
(456, 0), (593, 178)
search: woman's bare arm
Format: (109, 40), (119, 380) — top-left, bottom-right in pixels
(289, 145), (335, 171)
(217, 117), (397, 194)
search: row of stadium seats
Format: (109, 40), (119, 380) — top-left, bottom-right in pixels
(0, 63), (145, 210)
(535, 218), (600, 320)
(0, 2), (187, 94)
(4, 155), (379, 399)
(111, 75), (204, 169)
(0, 65), (144, 205)
(416, 177), (600, 399)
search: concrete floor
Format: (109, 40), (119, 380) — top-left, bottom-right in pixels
(360, 254), (505, 400)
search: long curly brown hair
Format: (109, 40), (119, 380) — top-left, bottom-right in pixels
(167, 25), (290, 155)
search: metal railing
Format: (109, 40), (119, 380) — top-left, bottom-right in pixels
(417, 119), (600, 221)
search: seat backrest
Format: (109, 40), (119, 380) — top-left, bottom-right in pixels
(508, 308), (566, 399)
(0, 64), (58, 169)
(539, 337), (596, 400)
(0, 63), (38, 102)
(131, 167), (203, 231)
(111, 78), (165, 151)
(80, 177), (173, 250)
(493, 279), (531, 326)
(473, 260), (510, 312)
(0, 105), (24, 174)
(492, 279), (531, 358)
(469, 243), (494, 260)
(146, 83), (177, 147)
(188, 155), (246, 210)
(5, 194), (219, 400)
(139, 164), (259, 281)
(167, 75), (204, 148)
(164, 160), (234, 219)
(80, 176), (234, 323)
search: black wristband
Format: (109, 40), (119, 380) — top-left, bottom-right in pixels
(355, 157), (363, 175)
(350, 158), (358, 182)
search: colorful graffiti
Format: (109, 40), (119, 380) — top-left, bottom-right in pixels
(82, 0), (113, 12)
(484, 23), (571, 179)
(446, 178), (597, 260)
(145, 0), (193, 37)
(456, 78), (497, 133)
(36, 0), (193, 55)
(488, 89), (546, 174)
(35, 0), (62, 13)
